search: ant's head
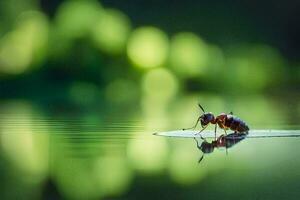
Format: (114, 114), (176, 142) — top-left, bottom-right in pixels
(198, 104), (215, 127)
(200, 141), (215, 154)
(198, 141), (214, 164)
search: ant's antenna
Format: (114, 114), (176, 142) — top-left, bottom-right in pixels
(198, 104), (205, 113)
(198, 154), (204, 164)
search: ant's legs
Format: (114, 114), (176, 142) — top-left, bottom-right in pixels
(193, 138), (205, 164)
(214, 124), (218, 140)
(223, 128), (227, 136)
(183, 117), (200, 131)
(195, 125), (207, 137)
(200, 135), (205, 140)
(193, 137), (201, 149)
(224, 133), (228, 155)
(198, 154), (204, 163)
(194, 138), (206, 163)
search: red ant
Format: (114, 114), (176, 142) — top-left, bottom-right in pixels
(183, 104), (249, 139)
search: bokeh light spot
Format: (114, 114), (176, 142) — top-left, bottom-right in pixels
(92, 9), (131, 55)
(0, 31), (32, 74)
(169, 142), (206, 185)
(142, 68), (178, 102)
(54, 160), (101, 200)
(0, 11), (48, 75)
(127, 137), (168, 174)
(169, 32), (209, 77)
(0, 101), (49, 181)
(94, 156), (133, 196)
(127, 27), (169, 68)
(55, 1), (102, 39)
(226, 44), (285, 91)
(105, 79), (138, 104)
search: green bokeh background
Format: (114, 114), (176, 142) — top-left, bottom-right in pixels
(0, 0), (299, 199)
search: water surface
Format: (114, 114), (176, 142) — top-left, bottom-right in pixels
(0, 100), (300, 200)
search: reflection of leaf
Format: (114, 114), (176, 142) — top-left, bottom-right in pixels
(154, 129), (300, 138)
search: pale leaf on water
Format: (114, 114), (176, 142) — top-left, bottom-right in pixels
(153, 130), (300, 139)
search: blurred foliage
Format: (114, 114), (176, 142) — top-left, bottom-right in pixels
(0, 0), (298, 102)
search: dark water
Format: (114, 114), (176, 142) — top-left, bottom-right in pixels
(0, 100), (300, 200)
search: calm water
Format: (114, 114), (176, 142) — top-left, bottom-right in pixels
(0, 99), (300, 200)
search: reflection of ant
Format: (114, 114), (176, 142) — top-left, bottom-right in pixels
(194, 133), (247, 163)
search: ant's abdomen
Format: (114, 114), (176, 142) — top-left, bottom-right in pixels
(225, 115), (249, 133)
(235, 122), (249, 132)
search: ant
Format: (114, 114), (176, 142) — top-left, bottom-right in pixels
(183, 104), (249, 139)
(194, 133), (247, 163)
